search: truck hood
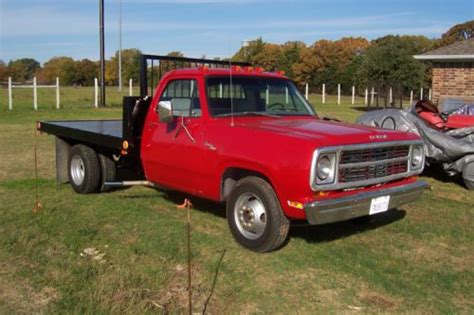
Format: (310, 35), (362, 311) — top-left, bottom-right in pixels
(234, 117), (419, 145)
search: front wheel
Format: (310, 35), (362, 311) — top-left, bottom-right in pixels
(226, 176), (289, 252)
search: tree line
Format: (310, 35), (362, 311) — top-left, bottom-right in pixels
(1, 20), (472, 94)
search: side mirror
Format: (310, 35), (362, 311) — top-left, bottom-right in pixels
(157, 101), (173, 123)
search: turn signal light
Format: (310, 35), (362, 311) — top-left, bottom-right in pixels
(122, 140), (129, 150)
(287, 200), (304, 210)
(315, 191), (330, 198)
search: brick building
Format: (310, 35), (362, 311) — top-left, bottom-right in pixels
(414, 38), (474, 103)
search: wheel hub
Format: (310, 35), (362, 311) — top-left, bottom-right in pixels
(70, 155), (85, 186)
(234, 193), (267, 240)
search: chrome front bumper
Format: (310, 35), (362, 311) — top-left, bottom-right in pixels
(304, 181), (428, 225)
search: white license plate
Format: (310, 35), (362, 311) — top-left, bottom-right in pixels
(369, 195), (390, 215)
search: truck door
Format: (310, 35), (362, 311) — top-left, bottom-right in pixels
(142, 78), (211, 196)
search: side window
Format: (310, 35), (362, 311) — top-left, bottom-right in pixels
(160, 79), (201, 117)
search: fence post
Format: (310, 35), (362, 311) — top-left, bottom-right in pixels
(322, 84), (326, 104)
(305, 83), (309, 100)
(365, 88), (368, 106)
(337, 84), (341, 105)
(94, 78), (99, 108)
(8, 77), (12, 110)
(129, 78), (133, 96)
(420, 88), (424, 100)
(428, 88), (432, 100)
(56, 77), (60, 109)
(33, 77), (38, 110)
(410, 90), (414, 105)
(389, 87), (393, 105)
(351, 86), (355, 105)
(370, 87), (375, 106)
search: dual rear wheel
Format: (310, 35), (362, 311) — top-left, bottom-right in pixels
(68, 144), (115, 194)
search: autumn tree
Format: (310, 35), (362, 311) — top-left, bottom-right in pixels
(36, 57), (77, 85)
(75, 59), (99, 86)
(436, 20), (474, 47)
(0, 60), (8, 82)
(7, 58), (40, 82)
(291, 37), (369, 92)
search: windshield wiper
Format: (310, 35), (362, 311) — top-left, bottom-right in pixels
(216, 111), (281, 118)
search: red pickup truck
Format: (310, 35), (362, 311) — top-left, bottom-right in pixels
(38, 54), (428, 252)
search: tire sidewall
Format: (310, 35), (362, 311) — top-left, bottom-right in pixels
(227, 178), (282, 251)
(68, 145), (100, 194)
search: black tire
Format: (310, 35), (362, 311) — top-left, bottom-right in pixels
(226, 176), (289, 252)
(98, 153), (116, 192)
(462, 160), (474, 190)
(68, 144), (101, 194)
(350, 215), (374, 225)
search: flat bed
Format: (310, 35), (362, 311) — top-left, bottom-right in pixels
(39, 120), (124, 150)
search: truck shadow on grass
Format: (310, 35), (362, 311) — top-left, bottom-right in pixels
(154, 190), (407, 244)
(119, 189), (406, 244)
(289, 209), (406, 244)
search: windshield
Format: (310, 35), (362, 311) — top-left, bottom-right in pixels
(206, 76), (316, 117)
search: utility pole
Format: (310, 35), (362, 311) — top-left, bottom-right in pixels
(99, 0), (106, 107)
(118, 0), (122, 91)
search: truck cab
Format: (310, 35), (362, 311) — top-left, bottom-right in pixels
(39, 55), (428, 252)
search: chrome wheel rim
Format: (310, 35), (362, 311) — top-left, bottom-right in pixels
(234, 192), (267, 240)
(70, 155), (85, 186)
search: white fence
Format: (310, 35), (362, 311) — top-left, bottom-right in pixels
(6, 77), (431, 110)
(8, 77), (60, 110)
(6, 77), (134, 110)
(303, 82), (432, 106)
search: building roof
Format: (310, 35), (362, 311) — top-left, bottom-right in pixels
(414, 38), (474, 61)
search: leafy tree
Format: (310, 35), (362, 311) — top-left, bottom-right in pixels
(437, 20), (474, 47)
(278, 41), (306, 78)
(36, 57), (77, 85)
(75, 59), (99, 86)
(7, 58), (40, 82)
(358, 35), (433, 90)
(232, 37), (266, 63)
(292, 37), (369, 92)
(106, 48), (142, 85)
(0, 60), (8, 82)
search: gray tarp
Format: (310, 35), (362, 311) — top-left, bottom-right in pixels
(356, 108), (474, 175)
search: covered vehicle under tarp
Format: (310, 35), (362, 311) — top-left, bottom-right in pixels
(356, 107), (474, 189)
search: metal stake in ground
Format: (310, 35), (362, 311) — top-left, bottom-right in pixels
(187, 205), (192, 315)
(177, 198), (193, 315)
(33, 124), (42, 213)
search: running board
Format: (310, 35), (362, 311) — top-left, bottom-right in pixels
(103, 181), (157, 188)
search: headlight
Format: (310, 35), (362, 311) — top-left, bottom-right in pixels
(411, 145), (424, 169)
(315, 153), (336, 184)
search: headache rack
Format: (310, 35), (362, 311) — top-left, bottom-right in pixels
(119, 54), (250, 153)
(139, 54), (251, 98)
(310, 141), (424, 191)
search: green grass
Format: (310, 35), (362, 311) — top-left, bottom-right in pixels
(0, 88), (473, 313)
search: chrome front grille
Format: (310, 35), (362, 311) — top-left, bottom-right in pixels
(338, 145), (410, 183)
(310, 141), (425, 191)
(339, 160), (408, 183)
(339, 146), (410, 164)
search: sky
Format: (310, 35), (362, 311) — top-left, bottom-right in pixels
(0, 0), (473, 64)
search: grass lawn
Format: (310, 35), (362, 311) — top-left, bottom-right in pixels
(0, 87), (473, 313)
